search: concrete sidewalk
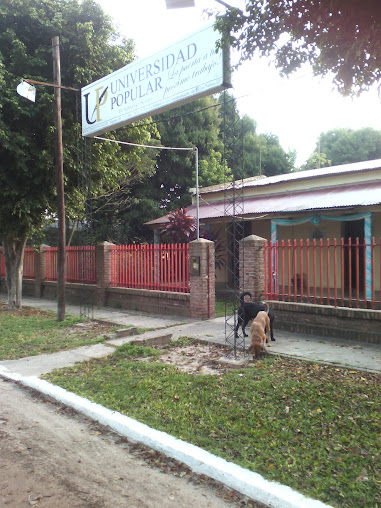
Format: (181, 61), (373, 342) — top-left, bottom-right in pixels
(2, 296), (380, 376)
(1, 296), (380, 508)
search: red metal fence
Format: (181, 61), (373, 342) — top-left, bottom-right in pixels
(2, 244), (189, 293)
(45, 246), (96, 284)
(23, 248), (36, 279)
(264, 237), (381, 309)
(45, 247), (58, 281)
(0, 248), (36, 279)
(110, 243), (189, 293)
(0, 244), (190, 293)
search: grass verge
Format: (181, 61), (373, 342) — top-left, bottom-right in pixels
(0, 305), (112, 359)
(215, 297), (237, 318)
(44, 343), (380, 508)
(215, 298), (226, 318)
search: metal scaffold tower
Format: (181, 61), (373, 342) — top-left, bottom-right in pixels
(222, 92), (245, 357)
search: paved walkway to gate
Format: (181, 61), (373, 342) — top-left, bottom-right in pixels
(1, 296), (380, 376)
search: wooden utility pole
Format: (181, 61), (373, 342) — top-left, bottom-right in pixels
(52, 36), (66, 321)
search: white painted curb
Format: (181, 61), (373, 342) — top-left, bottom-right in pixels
(0, 367), (331, 508)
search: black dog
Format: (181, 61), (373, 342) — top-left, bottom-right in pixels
(234, 292), (275, 341)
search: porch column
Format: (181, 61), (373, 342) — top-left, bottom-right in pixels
(239, 235), (266, 302)
(154, 229), (160, 245)
(189, 239), (215, 319)
(95, 241), (114, 306)
(365, 214), (373, 301)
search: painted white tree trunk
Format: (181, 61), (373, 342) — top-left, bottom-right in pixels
(2, 237), (27, 310)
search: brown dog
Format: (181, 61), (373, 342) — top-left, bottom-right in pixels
(248, 303), (271, 358)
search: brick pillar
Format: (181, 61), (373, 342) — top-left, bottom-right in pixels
(189, 239), (215, 320)
(95, 241), (113, 306)
(239, 235), (266, 302)
(34, 244), (48, 298)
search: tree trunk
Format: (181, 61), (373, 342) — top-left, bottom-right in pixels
(66, 218), (78, 247)
(2, 237), (27, 310)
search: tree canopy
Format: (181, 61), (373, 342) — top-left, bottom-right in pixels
(152, 95), (225, 209)
(88, 92), (296, 244)
(0, 0), (158, 307)
(88, 95), (229, 243)
(0, 0), (299, 258)
(214, 0), (381, 95)
(218, 93), (295, 178)
(299, 151), (332, 171)
(309, 127), (381, 167)
(0, 0), (157, 238)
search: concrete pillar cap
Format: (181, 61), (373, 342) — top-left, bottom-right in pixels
(241, 234), (266, 242)
(189, 238), (214, 244)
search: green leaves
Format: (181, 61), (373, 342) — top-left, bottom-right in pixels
(318, 127), (381, 166)
(0, 0), (158, 249)
(152, 95), (222, 209)
(215, 0), (381, 95)
(44, 351), (381, 507)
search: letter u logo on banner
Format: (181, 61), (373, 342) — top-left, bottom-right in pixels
(83, 87), (109, 126)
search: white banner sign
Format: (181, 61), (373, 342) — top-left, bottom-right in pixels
(81, 24), (230, 137)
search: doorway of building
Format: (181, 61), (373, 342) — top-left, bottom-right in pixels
(229, 220), (252, 284)
(343, 219), (364, 296)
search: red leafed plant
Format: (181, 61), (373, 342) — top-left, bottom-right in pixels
(159, 208), (226, 270)
(159, 208), (196, 243)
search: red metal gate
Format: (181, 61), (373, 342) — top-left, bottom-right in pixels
(110, 243), (189, 293)
(264, 237), (381, 309)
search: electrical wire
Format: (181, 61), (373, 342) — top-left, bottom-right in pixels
(93, 136), (195, 151)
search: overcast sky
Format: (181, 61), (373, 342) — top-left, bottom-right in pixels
(95, 0), (381, 166)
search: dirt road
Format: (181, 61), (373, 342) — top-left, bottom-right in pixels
(0, 378), (257, 508)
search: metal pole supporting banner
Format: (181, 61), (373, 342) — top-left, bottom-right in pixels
(195, 147), (199, 240)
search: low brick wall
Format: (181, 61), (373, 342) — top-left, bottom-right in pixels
(270, 301), (381, 344)
(21, 279), (98, 305)
(1, 241), (216, 320)
(17, 280), (191, 317)
(4, 276), (381, 343)
(106, 287), (190, 317)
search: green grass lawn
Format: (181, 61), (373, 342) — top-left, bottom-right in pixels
(44, 342), (381, 508)
(1, 304), (380, 507)
(215, 297), (237, 318)
(215, 297), (226, 318)
(0, 305), (111, 359)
